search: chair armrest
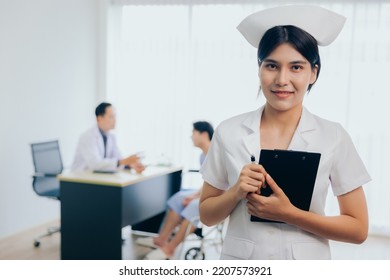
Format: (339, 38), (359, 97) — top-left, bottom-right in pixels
(33, 172), (59, 178)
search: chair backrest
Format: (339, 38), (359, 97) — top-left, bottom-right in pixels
(180, 169), (203, 191)
(30, 140), (63, 199)
(31, 140), (63, 174)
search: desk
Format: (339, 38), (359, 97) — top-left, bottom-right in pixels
(58, 166), (182, 260)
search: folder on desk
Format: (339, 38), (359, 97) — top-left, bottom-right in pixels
(250, 149), (321, 223)
(93, 169), (117, 174)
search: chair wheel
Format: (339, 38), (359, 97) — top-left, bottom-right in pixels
(34, 240), (40, 247)
(185, 247), (205, 260)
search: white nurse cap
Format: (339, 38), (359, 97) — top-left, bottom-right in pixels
(237, 5), (346, 48)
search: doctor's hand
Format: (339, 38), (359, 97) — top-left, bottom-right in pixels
(232, 164), (267, 200)
(246, 174), (296, 223)
(119, 154), (141, 167)
(130, 161), (145, 174)
(120, 154), (145, 174)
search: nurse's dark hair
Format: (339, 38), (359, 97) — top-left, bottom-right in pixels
(193, 121), (214, 141)
(257, 25), (321, 92)
(95, 102), (112, 117)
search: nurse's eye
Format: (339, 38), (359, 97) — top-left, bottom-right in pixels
(291, 65), (303, 72)
(264, 63), (278, 70)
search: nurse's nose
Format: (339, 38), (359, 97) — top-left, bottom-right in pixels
(275, 68), (289, 86)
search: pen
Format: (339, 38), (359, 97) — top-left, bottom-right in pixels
(250, 154), (261, 194)
(250, 154), (256, 164)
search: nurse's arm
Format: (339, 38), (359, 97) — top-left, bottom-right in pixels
(286, 186), (368, 244)
(199, 181), (240, 227)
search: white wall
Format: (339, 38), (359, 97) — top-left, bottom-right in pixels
(0, 0), (101, 238)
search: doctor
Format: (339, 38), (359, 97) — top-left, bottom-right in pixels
(199, 5), (371, 259)
(71, 102), (145, 173)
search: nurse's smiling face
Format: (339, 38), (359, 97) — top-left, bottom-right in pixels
(259, 43), (318, 113)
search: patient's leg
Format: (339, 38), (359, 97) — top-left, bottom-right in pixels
(160, 218), (196, 257)
(154, 209), (182, 246)
(160, 198), (199, 256)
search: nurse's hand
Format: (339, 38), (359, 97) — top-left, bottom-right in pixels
(246, 174), (296, 222)
(232, 163), (267, 200)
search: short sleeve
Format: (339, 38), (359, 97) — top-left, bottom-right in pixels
(330, 124), (371, 196)
(200, 127), (229, 190)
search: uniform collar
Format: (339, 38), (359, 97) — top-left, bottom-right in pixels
(242, 105), (317, 156)
(94, 124), (110, 136)
(288, 106), (317, 150)
(98, 128), (107, 137)
(241, 106), (262, 157)
(242, 106), (263, 133)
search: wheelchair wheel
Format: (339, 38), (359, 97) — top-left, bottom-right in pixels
(184, 247), (205, 260)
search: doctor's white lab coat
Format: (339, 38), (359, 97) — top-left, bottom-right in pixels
(201, 105), (371, 260)
(71, 125), (121, 171)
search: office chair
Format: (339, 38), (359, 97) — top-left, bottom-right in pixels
(30, 140), (63, 247)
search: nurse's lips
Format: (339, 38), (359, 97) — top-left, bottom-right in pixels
(272, 90), (294, 98)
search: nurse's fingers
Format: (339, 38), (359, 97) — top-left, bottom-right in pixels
(241, 164), (266, 181)
(243, 176), (264, 188)
(237, 174), (264, 196)
(246, 199), (267, 218)
(246, 192), (259, 202)
(239, 182), (259, 194)
(246, 201), (257, 215)
(265, 174), (283, 195)
(246, 163), (267, 175)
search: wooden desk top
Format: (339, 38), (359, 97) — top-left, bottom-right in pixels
(58, 166), (183, 187)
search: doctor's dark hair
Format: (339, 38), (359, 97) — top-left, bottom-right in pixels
(95, 102), (112, 117)
(193, 121), (214, 141)
(257, 25), (321, 92)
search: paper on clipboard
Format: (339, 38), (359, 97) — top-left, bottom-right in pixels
(250, 149), (321, 223)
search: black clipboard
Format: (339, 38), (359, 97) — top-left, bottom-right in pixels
(250, 149), (321, 223)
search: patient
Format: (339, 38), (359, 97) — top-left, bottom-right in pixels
(136, 121), (214, 260)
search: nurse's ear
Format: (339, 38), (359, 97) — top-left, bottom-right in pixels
(307, 64), (319, 93)
(257, 65), (262, 98)
(309, 64), (319, 86)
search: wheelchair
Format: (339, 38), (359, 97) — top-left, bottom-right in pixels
(178, 216), (227, 260)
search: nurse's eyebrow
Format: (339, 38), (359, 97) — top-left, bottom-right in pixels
(263, 58), (308, 65)
(290, 60), (308, 65)
(263, 59), (278, 64)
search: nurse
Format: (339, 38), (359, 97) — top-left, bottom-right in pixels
(199, 5), (371, 260)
